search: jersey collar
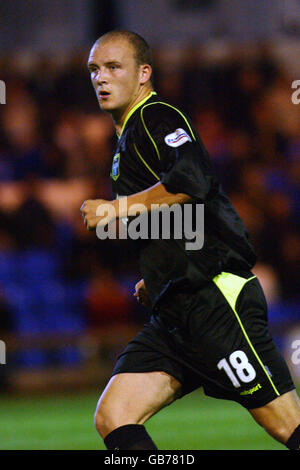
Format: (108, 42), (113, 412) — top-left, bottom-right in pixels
(117, 91), (157, 139)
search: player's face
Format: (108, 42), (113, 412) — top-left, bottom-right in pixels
(87, 39), (142, 116)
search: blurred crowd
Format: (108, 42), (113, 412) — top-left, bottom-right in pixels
(0, 42), (299, 369)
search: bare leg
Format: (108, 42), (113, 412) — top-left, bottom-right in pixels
(249, 390), (300, 445)
(94, 371), (182, 439)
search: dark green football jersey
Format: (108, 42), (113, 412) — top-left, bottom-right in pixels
(110, 91), (257, 308)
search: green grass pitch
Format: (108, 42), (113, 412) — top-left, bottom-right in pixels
(1, 386), (298, 450)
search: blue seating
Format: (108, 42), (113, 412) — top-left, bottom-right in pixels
(0, 252), (19, 284)
(2, 278), (86, 368)
(18, 249), (60, 282)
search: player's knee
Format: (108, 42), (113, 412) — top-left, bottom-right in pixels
(263, 422), (295, 445)
(94, 402), (113, 438)
(271, 425), (291, 444)
(94, 400), (138, 439)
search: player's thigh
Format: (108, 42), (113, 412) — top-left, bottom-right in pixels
(248, 389), (300, 442)
(95, 371), (182, 437)
(184, 276), (295, 409)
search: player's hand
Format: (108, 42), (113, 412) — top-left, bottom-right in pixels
(80, 199), (116, 231)
(134, 279), (151, 307)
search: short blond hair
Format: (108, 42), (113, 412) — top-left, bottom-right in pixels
(96, 30), (153, 68)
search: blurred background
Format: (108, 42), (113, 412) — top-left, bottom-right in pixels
(0, 0), (299, 450)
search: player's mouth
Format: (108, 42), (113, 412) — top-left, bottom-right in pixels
(98, 90), (111, 100)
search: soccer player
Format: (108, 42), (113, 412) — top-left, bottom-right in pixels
(81, 30), (300, 450)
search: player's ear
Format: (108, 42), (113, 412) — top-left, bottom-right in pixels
(139, 64), (152, 85)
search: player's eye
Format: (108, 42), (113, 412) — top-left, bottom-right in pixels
(109, 64), (120, 70)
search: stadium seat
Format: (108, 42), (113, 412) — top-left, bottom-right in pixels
(18, 249), (60, 282)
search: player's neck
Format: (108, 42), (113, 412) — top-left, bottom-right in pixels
(114, 86), (154, 136)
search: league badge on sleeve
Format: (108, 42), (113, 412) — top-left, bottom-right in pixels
(164, 128), (192, 147)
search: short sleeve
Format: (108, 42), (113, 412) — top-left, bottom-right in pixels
(140, 103), (216, 201)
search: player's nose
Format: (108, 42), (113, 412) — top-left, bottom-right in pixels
(94, 67), (108, 85)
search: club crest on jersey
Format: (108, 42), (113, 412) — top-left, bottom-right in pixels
(110, 153), (120, 181)
(164, 128), (192, 147)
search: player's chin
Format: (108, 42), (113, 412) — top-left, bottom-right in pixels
(98, 99), (114, 111)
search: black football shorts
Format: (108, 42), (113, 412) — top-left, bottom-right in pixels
(112, 271), (295, 409)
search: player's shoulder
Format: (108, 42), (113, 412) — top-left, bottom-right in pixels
(139, 96), (193, 134)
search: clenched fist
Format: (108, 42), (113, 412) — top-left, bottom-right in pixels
(134, 279), (151, 308)
(80, 199), (116, 230)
